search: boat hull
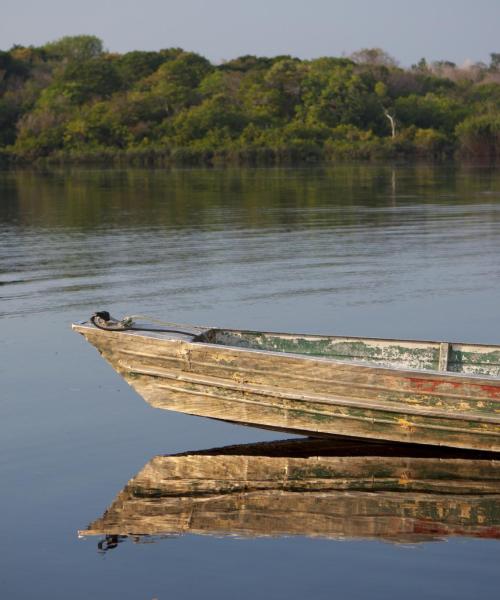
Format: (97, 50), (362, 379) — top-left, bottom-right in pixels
(73, 324), (500, 451)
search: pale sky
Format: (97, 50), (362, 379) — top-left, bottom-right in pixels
(2, 0), (499, 66)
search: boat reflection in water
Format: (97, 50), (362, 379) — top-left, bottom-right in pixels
(80, 438), (500, 549)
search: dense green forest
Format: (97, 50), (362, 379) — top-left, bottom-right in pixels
(0, 35), (499, 165)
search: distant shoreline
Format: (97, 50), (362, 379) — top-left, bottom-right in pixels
(1, 37), (499, 166)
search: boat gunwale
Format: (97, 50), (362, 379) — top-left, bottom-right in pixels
(72, 320), (500, 350)
(71, 322), (500, 384)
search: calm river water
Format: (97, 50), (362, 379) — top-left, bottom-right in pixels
(1, 165), (499, 599)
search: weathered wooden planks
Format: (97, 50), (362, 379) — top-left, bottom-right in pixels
(72, 322), (500, 451)
(80, 438), (500, 544)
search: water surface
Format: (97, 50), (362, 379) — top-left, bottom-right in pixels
(1, 165), (500, 599)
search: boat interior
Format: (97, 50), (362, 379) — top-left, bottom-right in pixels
(197, 329), (500, 376)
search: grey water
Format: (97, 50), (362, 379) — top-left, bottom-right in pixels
(1, 164), (499, 599)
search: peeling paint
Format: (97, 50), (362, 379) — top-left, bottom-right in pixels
(207, 330), (441, 370)
(204, 330), (500, 377)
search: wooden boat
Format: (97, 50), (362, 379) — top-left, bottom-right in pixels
(80, 437), (500, 546)
(73, 313), (500, 451)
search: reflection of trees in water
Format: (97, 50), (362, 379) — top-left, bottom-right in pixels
(2, 164), (499, 319)
(2, 164), (500, 231)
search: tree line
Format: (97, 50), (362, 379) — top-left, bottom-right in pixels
(0, 35), (499, 166)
